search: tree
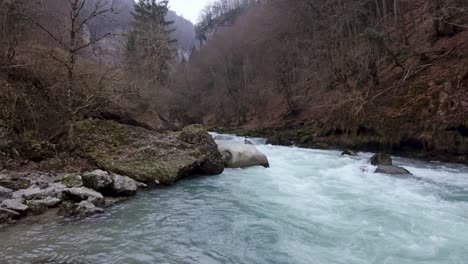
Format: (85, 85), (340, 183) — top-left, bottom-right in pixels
(0, 0), (28, 67)
(126, 0), (174, 94)
(31, 0), (118, 145)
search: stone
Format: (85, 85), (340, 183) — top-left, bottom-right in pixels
(0, 208), (20, 224)
(62, 174), (83, 188)
(27, 201), (48, 215)
(62, 187), (104, 207)
(110, 174), (138, 196)
(82, 170), (112, 191)
(59, 201), (104, 217)
(15, 183), (65, 200)
(341, 150), (359, 156)
(1, 199), (28, 214)
(12, 187), (42, 200)
(217, 142), (269, 168)
(41, 183), (67, 198)
(370, 153), (392, 166)
(0, 178), (31, 191)
(0, 186), (12, 201)
(375, 165), (412, 176)
(28, 197), (61, 208)
(36, 182), (49, 189)
(76, 201), (104, 216)
(178, 124), (224, 175)
(244, 139), (254, 145)
(74, 120), (225, 184)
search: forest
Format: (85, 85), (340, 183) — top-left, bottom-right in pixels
(0, 0), (467, 163)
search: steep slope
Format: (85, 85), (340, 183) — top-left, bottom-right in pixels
(169, 0), (468, 164)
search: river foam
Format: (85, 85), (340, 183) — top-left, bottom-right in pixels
(1, 135), (467, 264)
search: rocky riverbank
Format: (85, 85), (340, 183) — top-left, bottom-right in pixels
(0, 120), (225, 227)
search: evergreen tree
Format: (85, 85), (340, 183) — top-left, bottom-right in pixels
(127, 0), (175, 89)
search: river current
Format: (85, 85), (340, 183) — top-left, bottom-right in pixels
(1, 134), (467, 264)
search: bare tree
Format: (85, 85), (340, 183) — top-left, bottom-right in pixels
(31, 0), (117, 144)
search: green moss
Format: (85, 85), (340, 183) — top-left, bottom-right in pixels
(0, 178), (31, 191)
(62, 174), (83, 188)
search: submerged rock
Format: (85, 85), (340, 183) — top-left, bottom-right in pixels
(59, 201), (104, 217)
(375, 165), (412, 176)
(370, 153), (392, 166)
(217, 142), (269, 168)
(74, 120), (224, 184)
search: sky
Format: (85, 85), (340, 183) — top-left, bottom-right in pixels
(168, 0), (213, 23)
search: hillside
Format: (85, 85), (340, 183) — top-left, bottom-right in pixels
(168, 0), (468, 164)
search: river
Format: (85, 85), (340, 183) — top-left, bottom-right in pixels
(1, 134), (468, 264)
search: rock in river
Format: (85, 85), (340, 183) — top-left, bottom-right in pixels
(60, 201), (104, 217)
(375, 165), (413, 176)
(341, 150), (359, 156)
(1, 199), (28, 214)
(74, 120), (224, 184)
(217, 142), (269, 168)
(110, 174), (138, 196)
(370, 153), (393, 166)
(0, 208), (20, 223)
(62, 187), (104, 207)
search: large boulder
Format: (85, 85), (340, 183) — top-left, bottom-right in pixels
(217, 142), (269, 168)
(178, 125), (224, 175)
(74, 120), (224, 184)
(375, 165), (412, 176)
(370, 153), (392, 166)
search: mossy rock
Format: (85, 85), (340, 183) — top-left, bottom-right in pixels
(74, 120), (223, 184)
(0, 178), (31, 191)
(62, 174), (83, 188)
(27, 201), (48, 215)
(178, 125), (224, 175)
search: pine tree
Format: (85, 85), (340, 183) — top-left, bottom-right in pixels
(127, 0), (176, 89)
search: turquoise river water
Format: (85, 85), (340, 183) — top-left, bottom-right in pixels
(1, 134), (468, 264)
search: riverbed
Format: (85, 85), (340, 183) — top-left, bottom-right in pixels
(1, 135), (467, 264)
